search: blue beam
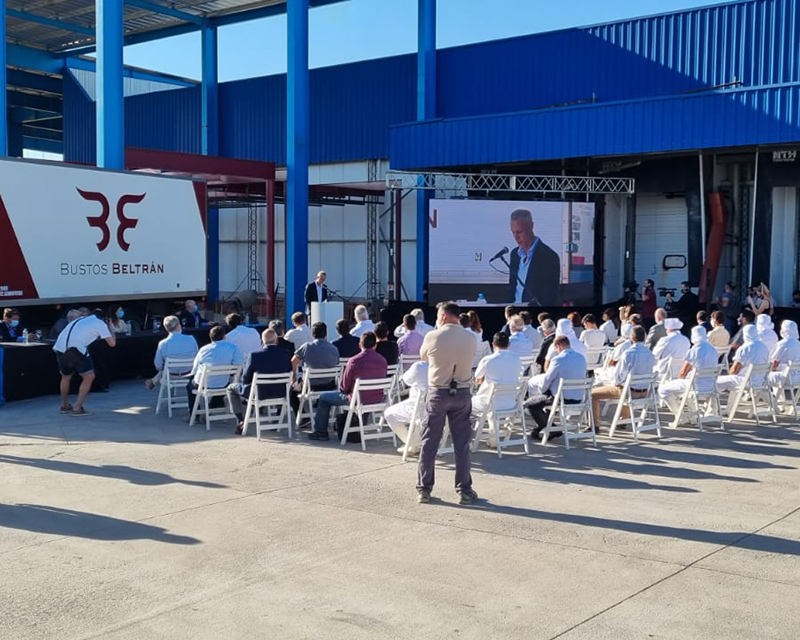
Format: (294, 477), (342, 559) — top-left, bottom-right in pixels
(21, 137), (62, 154)
(124, 0), (207, 26)
(416, 0), (436, 301)
(7, 91), (61, 114)
(6, 8), (95, 37)
(96, 0), (125, 169)
(207, 208), (220, 304)
(6, 69), (62, 94)
(201, 26), (219, 156)
(8, 44), (66, 73)
(286, 0), (309, 320)
(0, 0), (7, 156)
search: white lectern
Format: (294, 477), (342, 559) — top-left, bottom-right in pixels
(310, 301), (343, 341)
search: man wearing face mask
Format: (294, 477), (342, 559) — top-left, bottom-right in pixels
(0, 308), (22, 342)
(179, 299), (206, 329)
(666, 281), (699, 326)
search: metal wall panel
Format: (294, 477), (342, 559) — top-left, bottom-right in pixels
(390, 84), (800, 169)
(63, 70), (95, 164)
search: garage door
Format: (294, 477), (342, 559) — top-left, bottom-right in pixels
(634, 195), (688, 297)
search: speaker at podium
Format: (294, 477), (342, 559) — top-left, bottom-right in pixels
(310, 301), (343, 341)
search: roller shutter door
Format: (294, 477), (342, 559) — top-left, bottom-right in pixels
(634, 195), (688, 295)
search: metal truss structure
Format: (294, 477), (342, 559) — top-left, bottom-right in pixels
(366, 159), (381, 300)
(385, 171), (635, 195)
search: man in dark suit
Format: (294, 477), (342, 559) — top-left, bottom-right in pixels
(228, 327), (293, 434)
(268, 319), (296, 356)
(304, 271), (329, 309)
(535, 318), (556, 373)
(331, 318), (359, 358)
(645, 308), (668, 351)
(178, 300), (206, 329)
(506, 208), (560, 305)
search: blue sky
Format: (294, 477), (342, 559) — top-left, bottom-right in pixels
(123, 0), (722, 82)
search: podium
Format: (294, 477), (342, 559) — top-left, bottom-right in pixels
(310, 301), (344, 341)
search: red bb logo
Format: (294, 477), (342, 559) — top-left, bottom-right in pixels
(78, 189), (145, 252)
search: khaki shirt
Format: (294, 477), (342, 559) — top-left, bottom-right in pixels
(420, 323), (477, 389)
(707, 326), (730, 349)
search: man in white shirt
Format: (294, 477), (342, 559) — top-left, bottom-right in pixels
(717, 324), (770, 413)
(600, 308), (618, 345)
(53, 313), (117, 416)
(507, 314), (533, 358)
(658, 326), (719, 419)
(591, 326), (655, 429)
(472, 332), (522, 414)
(383, 360), (429, 455)
(525, 335), (587, 438)
(285, 312), (313, 350)
(224, 313), (262, 358)
(580, 314), (607, 350)
(188, 325), (244, 412)
(519, 311), (543, 355)
(768, 320), (800, 391)
(350, 304), (375, 337)
(653, 317), (691, 381)
(394, 308), (434, 338)
(145, 315), (199, 390)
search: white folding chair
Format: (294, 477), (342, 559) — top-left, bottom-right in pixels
(609, 373), (662, 442)
(241, 372), (293, 439)
(668, 368), (724, 431)
(340, 377), (396, 451)
(189, 364), (242, 431)
(519, 355), (536, 377)
(725, 363), (777, 425)
(155, 356), (195, 417)
(770, 361), (800, 417)
(472, 341), (492, 367)
(338, 357), (350, 368)
(471, 381), (530, 458)
(295, 367), (340, 428)
(541, 378), (596, 450)
(584, 347), (606, 374)
(400, 391), (426, 462)
(715, 346), (731, 374)
(386, 364), (401, 404)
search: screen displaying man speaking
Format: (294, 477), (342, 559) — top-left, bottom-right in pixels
(427, 199), (595, 306)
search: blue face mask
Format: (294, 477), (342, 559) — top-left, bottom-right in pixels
(117, 310), (125, 319)
(10, 320), (19, 328)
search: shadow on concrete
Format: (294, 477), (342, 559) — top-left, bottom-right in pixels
(0, 503), (200, 545)
(0, 455), (227, 489)
(435, 500), (800, 556)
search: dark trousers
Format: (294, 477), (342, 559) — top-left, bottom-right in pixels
(417, 388), (473, 494)
(528, 395), (580, 431)
(290, 379), (337, 414)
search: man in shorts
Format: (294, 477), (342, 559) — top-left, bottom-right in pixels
(53, 312), (117, 416)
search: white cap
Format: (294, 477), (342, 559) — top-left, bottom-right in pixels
(691, 325), (707, 344)
(756, 314), (774, 330)
(664, 318), (683, 331)
(556, 318), (573, 336)
(743, 324), (759, 343)
(781, 320), (799, 340)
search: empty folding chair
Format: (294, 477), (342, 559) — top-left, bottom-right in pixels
(584, 347), (606, 375)
(540, 378), (596, 450)
(241, 372), (294, 440)
(668, 368), (724, 432)
(155, 356), (195, 417)
(471, 380), (530, 458)
(725, 363), (777, 426)
(715, 346), (731, 374)
(340, 377), (396, 451)
(189, 364), (242, 431)
(295, 367), (341, 428)
(609, 372), (662, 442)
(386, 364), (401, 404)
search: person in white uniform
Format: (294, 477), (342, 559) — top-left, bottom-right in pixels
(717, 324), (770, 399)
(595, 323), (633, 385)
(383, 360), (429, 455)
(350, 305), (375, 337)
(472, 332), (522, 414)
(768, 320), (800, 392)
(393, 308), (433, 338)
(543, 318), (587, 365)
(756, 314), (779, 354)
(507, 315), (534, 358)
(658, 326), (719, 418)
(653, 317), (690, 381)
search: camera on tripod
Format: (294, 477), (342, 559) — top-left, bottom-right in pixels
(658, 287), (676, 297)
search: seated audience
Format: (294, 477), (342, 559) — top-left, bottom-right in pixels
(227, 328), (293, 434)
(290, 321), (340, 415)
(600, 308), (618, 345)
(580, 314), (606, 350)
(308, 332), (387, 441)
(285, 312), (312, 350)
(467, 310), (483, 343)
(519, 311), (542, 354)
(178, 299), (206, 329)
(332, 318), (360, 358)
(145, 315), (199, 390)
(696, 310), (712, 333)
(653, 318), (690, 380)
(568, 311), (583, 338)
(756, 314), (779, 354)
(397, 314), (424, 360)
(458, 313), (480, 347)
(707, 311), (731, 348)
(394, 308), (433, 338)
(537, 312), (551, 336)
(269, 319), (296, 355)
(107, 305), (128, 334)
(645, 307), (668, 350)
(508, 314), (533, 357)
(535, 319), (557, 373)
(769, 320), (800, 390)
(350, 305), (375, 337)
(658, 326), (719, 418)
(499, 305), (515, 334)
(187, 325), (244, 411)
(717, 325), (770, 410)
(0, 308), (22, 342)
(543, 318), (587, 367)
(729, 309), (756, 351)
(225, 313), (262, 357)
(525, 335), (587, 438)
(383, 360), (429, 455)
(591, 326), (654, 429)
(374, 321), (399, 365)
(53, 310), (117, 416)
(472, 332), (522, 414)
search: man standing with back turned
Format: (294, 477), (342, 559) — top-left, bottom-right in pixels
(417, 301), (477, 505)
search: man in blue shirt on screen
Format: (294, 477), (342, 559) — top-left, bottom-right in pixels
(506, 208), (560, 305)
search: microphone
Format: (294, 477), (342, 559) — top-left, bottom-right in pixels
(489, 246), (509, 262)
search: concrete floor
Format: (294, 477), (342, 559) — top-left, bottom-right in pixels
(1, 381), (799, 639)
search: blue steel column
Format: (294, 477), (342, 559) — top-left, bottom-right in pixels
(201, 26), (220, 305)
(416, 0), (436, 301)
(0, 0), (7, 156)
(96, 0), (124, 169)
(286, 0), (309, 320)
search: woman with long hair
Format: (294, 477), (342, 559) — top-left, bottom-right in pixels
(747, 283), (774, 316)
(467, 310), (483, 340)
